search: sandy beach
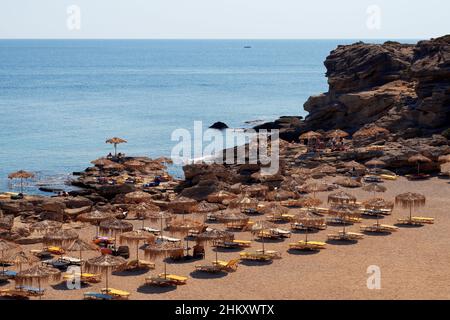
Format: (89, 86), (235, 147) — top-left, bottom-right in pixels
(2, 176), (448, 300)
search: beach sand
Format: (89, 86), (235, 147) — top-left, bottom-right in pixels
(3, 176), (450, 300)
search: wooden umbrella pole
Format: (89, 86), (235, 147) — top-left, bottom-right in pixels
(79, 250), (83, 275)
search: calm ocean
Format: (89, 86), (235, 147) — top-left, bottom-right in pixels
(0, 39), (389, 193)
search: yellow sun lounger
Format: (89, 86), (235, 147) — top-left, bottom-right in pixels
(397, 217), (434, 225)
(327, 232), (364, 241)
(63, 273), (102, 283)
(289, 241), (326, 251)
(101, 288), (130, 299)
(240, 252), (273, 261)
(157, 274), (188, 285)
(360, 224), (398, 233)
(212, 259), (240, 271)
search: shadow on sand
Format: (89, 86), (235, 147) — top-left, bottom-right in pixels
(137, 284), (177, 294)
(190, 270), (228, 279)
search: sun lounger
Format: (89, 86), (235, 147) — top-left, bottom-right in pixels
(195, 264), (223, 273)
(397, 217), (434, 225)
(327, 216), (362, 224)
(360, 224), (398, 233)
(60, 256), (83, 265)
(0, 288), (30, 300)
(212, 259), (240, 272)
(380, 174), (397, 180)
(327, 232), (364, 241)
(213, 239), (251, 249)
(83, 292), (114, 300)
(256, 230), (282, 240)
(267, 214), (296, 222)
(0, 270), (18, 279)
(239, 252), (273, 261)
(101, 288), (131, 300)
(291, 222), (327, 231)
(15, 285), (45, 296)
(145, 273), (188, 286)
(158, 235), (181, 243)
(289, 241), (326, 251)
(63, 273), (102, 284)
(255, 249), (282, 259)
(119, 259), (155, 271)
(272, 228), (292, 238)
(143, 227), (161, 235)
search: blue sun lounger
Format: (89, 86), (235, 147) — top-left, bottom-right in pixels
(15, 285), (45, 295)
(83, 292), (114, 300)
(0, 270), (18, 279)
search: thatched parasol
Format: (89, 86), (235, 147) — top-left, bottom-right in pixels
(365, 159), (386, 169)
(0, 240), (19, 275)
(167, 196), (198, 215)
(29, 220), (63, 234)
(297, 197), (323, 208)
(242, 184), (269, 199)
(67, 239), (97, 269)
(105, 137), (127, 157)
(123, 160), (146, 170)
(230, 195), (259, 212)
(167, 218), (204, 257)
(146, 211), (173, 236)
(328, 191), (357, 205)
(144, 241), (184, 278)
(43, 229), (79, 249)
(216, 208), (249, 228)
(6, 251), (39, 272)
(99, 219), (133, 244)
(86, 254), (126, 292)
(124, 191), (152, 204)
(311, 165), (337, 179)
(293, 210), (326, 242)
(129, 202), (160, 229)
(363, 198), (394, 226)
(103, 162), (125, 171)
(250, 221), (277, 254)
(395, 192), (426, 221)
(301, 182), (332, 198)
(78, 210), (113, 236)
(15, 265), (61, 293)
(408, 154), (432, 175)
(196, 228), (234, 263)
(363, 183), (387, 197)
(261, 202), (289, 216)
(120, 230), (155, 261)
(154, 156), (174, 164)
(299, 131), (323, 140)
(326, 129), (349, 139)
(207, 191), (237, 204)
(334, 177), (362, 188)
(8, 170), (35, 193)
(329, 204), (360, 234)
(266, 189), (297, 202)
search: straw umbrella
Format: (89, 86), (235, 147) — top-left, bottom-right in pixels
(8, 170), (35, 194)
(293, 210), (326, 242)
(328, 191), (357, 205)
(326, 129), (349, 139)
(78, 210), (113, 237)
(146, 211), (173, 239)
(123, 160), (146, 171)
(408, 154), (432, 176)
(66, 239), (97, 274)
(329, 204), (360, 234)
(120, 230), (155, 262)
(216, 208), (249, 229)
(261, 203), (289, 220)
(196, 228), (234, 263)
(353, 125), (389, 140)
(168, 196), (199, 217)
(299, 131), (323, 140)
(363, 198), (394, 226)
(99, 219), (133, 245)
(6, 251), (39, 272)
(106, 137), (127, 157)
(15, 265), (61, 297)
(232, 195), (259, 213)
(363, 183), (387, 197)
(297, 197), (323, 208)
(207, 191), (237, 204)
(91, 158), (115, 167)
(144, 241), (184, 279)
(365, 159), (386, 169)
(124, 191), (152, 204)
(334, 177), (362, 188)
(395, 192), (426, 222)
(29, 220), (63, 234)
(250, 221), (277, 254)
(0, 240), (19, 275)
(167, 218), (204, 257)
(85, 254), (126, 293)
(129, 202), (160, 229)
(311, 165), (337, 179)
(43, 229), (79, 249)
(302, 182), (331, 199)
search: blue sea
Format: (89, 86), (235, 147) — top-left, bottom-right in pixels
(0, 39), (391, 194)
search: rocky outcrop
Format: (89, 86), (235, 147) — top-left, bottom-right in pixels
(209, 121), (229, 130)
(257, 35), (450, 140)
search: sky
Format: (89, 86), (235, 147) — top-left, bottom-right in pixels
(0, 0), (448, 39)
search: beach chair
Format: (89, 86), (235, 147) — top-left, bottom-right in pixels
(239, 252), (272, 262)
(289, 241), (326, 251)
(360, 224), (399, 233)
(60, 256), (83, 266)
(272, 228), (292, 238)
(46, 246), (65, 255)
(143, 226), (161, 235)
(212, 259), (240, 272)
(397, 217), (434, 225)
(194, 264), (223, 273)
(83, 292), (114, 300)
(0, 270), (18, 279)
(290, 222), (327, 231)
(255, 249), (282, 259)
(101, 288), (131, 300)
(0, 288), (29, 300)
(327, 231), (364, 241)
(15, 285), (45, 296)
(63, 273), (102, 284)
(119, 259), (156, 271)
(145, 274), (188, 286)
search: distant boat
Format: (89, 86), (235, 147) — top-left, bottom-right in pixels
(244, 46), (252, 49)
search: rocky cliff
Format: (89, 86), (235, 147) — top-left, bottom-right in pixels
(256, 35), (450, 141)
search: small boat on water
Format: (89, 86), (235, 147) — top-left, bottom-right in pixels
(244, 46), (252, 49)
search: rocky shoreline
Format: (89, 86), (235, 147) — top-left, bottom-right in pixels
(1, 35), (449, 245)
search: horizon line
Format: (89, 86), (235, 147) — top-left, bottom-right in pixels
(0, 37), (422, 41)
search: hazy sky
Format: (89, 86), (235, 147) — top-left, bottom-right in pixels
(0, 0), (448, 39)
